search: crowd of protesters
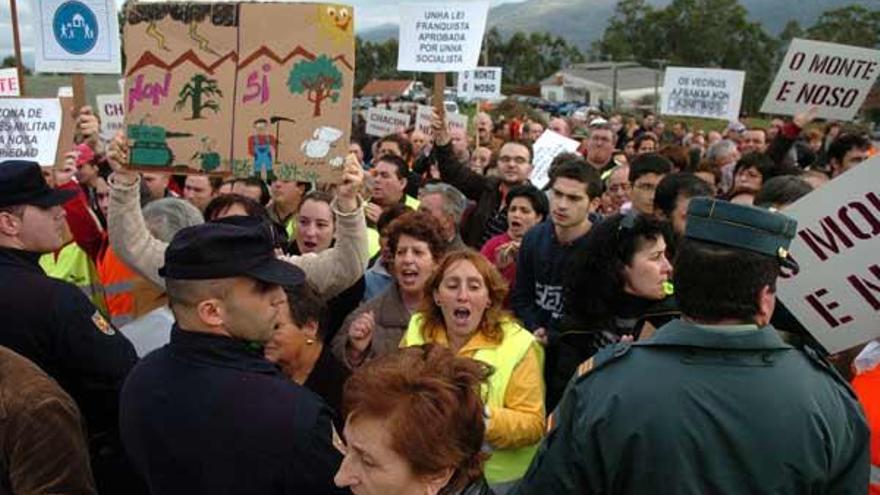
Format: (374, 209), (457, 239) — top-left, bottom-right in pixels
(0, 93), (877, 495)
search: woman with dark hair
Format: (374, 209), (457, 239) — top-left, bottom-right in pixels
(551, 213), (677, 409)
(331, 211), (446, 369)
(726, 152), (775, 205)
(335, 344), (492, 495)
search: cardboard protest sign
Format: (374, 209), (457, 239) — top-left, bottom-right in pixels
(123, 2), (355, 182)
(365, 107), (411, 137)
(760, 38), (880, 121)
(458, 67), (502, 100)
(414, 104), (467, 136)
(776, 158), (880, 354)
(96, 94), (124, 140)
(33, 0), (122, 73)
(397, 2), (488, 73)
(0, 98), (63, 166)
(529, 130), (580, 190)
(661, 67), (744, 121)
(0, 69), (21, 97)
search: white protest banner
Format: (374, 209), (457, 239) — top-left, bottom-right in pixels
(397, 2), (489, 73)
(415, 104), (468, 136)
(458, 67), (502, 100)
(529, 130), (580, 190)
(777, 158), (880, 354)
(0, 69), (21, 97)
(0, 99), (63, 166)
(761, 38), (880, 121)
(33, 0), (122, 73)
(366, 108), (412, 138)
(96, 94), (124, 140)
(661, 67), (744, 121)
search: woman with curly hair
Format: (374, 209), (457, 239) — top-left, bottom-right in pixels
(335, 344), (492, 495)
(401, 250), (544, 492)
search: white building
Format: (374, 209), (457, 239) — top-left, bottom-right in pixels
(540, 62), (664, 109)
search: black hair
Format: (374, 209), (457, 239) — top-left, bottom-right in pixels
(378, 134), (414, 162)
(377, 203), (413, 235)
(754, 176), (812, 209)
(548, 158), (603, 199)
(732, 151), (775, 179)
(282, 282), (326, 339)
(234, 177), (270, 206)
(564, 213), (668, 327)
(827, 134), (869, 165)
(500, 140), (534, 163)
(505, 184), (549, 220)
(653, 173), (714, 218)
(203, 193), (268, 221)
(373, 154), (410, 180)
(629, 153), (672, 183)
(674, 239), (779, 323)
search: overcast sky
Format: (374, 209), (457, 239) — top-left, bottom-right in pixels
(0, 0), (522, 68)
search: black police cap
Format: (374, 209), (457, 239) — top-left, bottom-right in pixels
(0, 160), (77, 208)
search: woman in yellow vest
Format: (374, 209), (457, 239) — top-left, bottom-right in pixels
(400, 250), (544, 492)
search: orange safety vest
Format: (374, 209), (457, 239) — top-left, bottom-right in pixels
(853, 365), (880, 494)
(97, 245), (136, 327)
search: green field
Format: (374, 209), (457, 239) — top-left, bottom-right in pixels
(20, 74), (122, 108)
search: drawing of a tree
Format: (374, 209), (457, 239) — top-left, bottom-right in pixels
(287, 55), (343, 117)
(174, 73), (222, 120)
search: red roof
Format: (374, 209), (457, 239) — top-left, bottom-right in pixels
(359, 79), (414, 98)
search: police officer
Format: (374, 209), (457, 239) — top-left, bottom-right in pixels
(120, 216), (347, 494)
(0, 160), (140, 492)
(513, 197), (870, 494)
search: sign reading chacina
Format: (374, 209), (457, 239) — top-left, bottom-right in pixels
(365, 108), (411, 137)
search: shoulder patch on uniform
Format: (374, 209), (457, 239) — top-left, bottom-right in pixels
(92, 311), (115, 336)
(575, 342), (632, 383)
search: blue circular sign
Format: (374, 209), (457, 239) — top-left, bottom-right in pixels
(52, 1), (99, 55)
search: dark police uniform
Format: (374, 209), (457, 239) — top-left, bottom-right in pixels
(119, 216), (347, 495)
(513, 198), (870, 495)
(0, 161), (139, 492)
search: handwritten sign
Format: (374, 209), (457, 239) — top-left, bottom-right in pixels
(458, 67), (502, 100)
(0, 98), (63, 166)
(397, 2), (489, 73)
(365, 108), (411, 137)
(0, 68), (21, 97)
(96, 94), (124, 140)
(529, 130), (580, 190)
(661, 67), (744, 121)
(123, 2), (355, 182)
(414, 104), (467, 136)
(33, 0), (121, 73)
(777, 158), (880, 354)
(760, 38), (880, 121)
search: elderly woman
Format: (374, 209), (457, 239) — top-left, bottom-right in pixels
(331, 211), (446, 369)
(335, 345), (492, 495)
(551, 213), (677, 409)
(401, 250), (544, 491)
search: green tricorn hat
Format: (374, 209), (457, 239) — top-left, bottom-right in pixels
(684, 197), (799, 270)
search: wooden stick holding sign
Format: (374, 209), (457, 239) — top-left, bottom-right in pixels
(9, 0), (26, 96)
(434, 73), (446, 123)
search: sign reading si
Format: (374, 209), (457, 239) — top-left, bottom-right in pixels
(365, 108), (411, 137)
(0, 69), (21, 97)
(0, 99), (63, 166)
(397, 2), (489, 72)
(458, 67), (502, 100)
(761, 38), (880, 121)
(661, 67), (744, 121)
(777, 158), (880, 354)
(34, 0), (121, 73)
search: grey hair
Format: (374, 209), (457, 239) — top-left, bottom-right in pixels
(143, 198), (204, 243)
(419, 182), (469, 225)
(705, 139), (738, 163)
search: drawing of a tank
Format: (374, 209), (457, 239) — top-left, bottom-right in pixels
(128, 124), (193, 167)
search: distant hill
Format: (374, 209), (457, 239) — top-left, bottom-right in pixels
(359, 0), (877, 50)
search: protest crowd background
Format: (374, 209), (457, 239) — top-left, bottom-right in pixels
(1, 0), (880, 493)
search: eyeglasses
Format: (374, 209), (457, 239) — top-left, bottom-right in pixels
(498, 156), (529, 165)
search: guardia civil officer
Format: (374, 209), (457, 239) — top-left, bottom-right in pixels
(0, 160), (140, 492)
(119, 215), (348, 494)
(513, 197), (869, 494)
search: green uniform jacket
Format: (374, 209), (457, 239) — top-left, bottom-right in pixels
(513, 319), (870, 495)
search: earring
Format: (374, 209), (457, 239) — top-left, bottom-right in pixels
(306, 338), (315, 345)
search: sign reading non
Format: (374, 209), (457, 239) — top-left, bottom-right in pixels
(0, 98), (63, 166)
(777, 158), (880, 354)
(397, 2), (489, 73)
(34, 0), (122, 73)
(529, 130), (580, 190)
(0, 69), (21, 97)
(760, 38), (880, 121)
(661, 67), (744, 121)
(458, 67), (502, 100)
(96, 94), (124, 140)
(414, 104), (467, 137)
(365, 108), (411, 137)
